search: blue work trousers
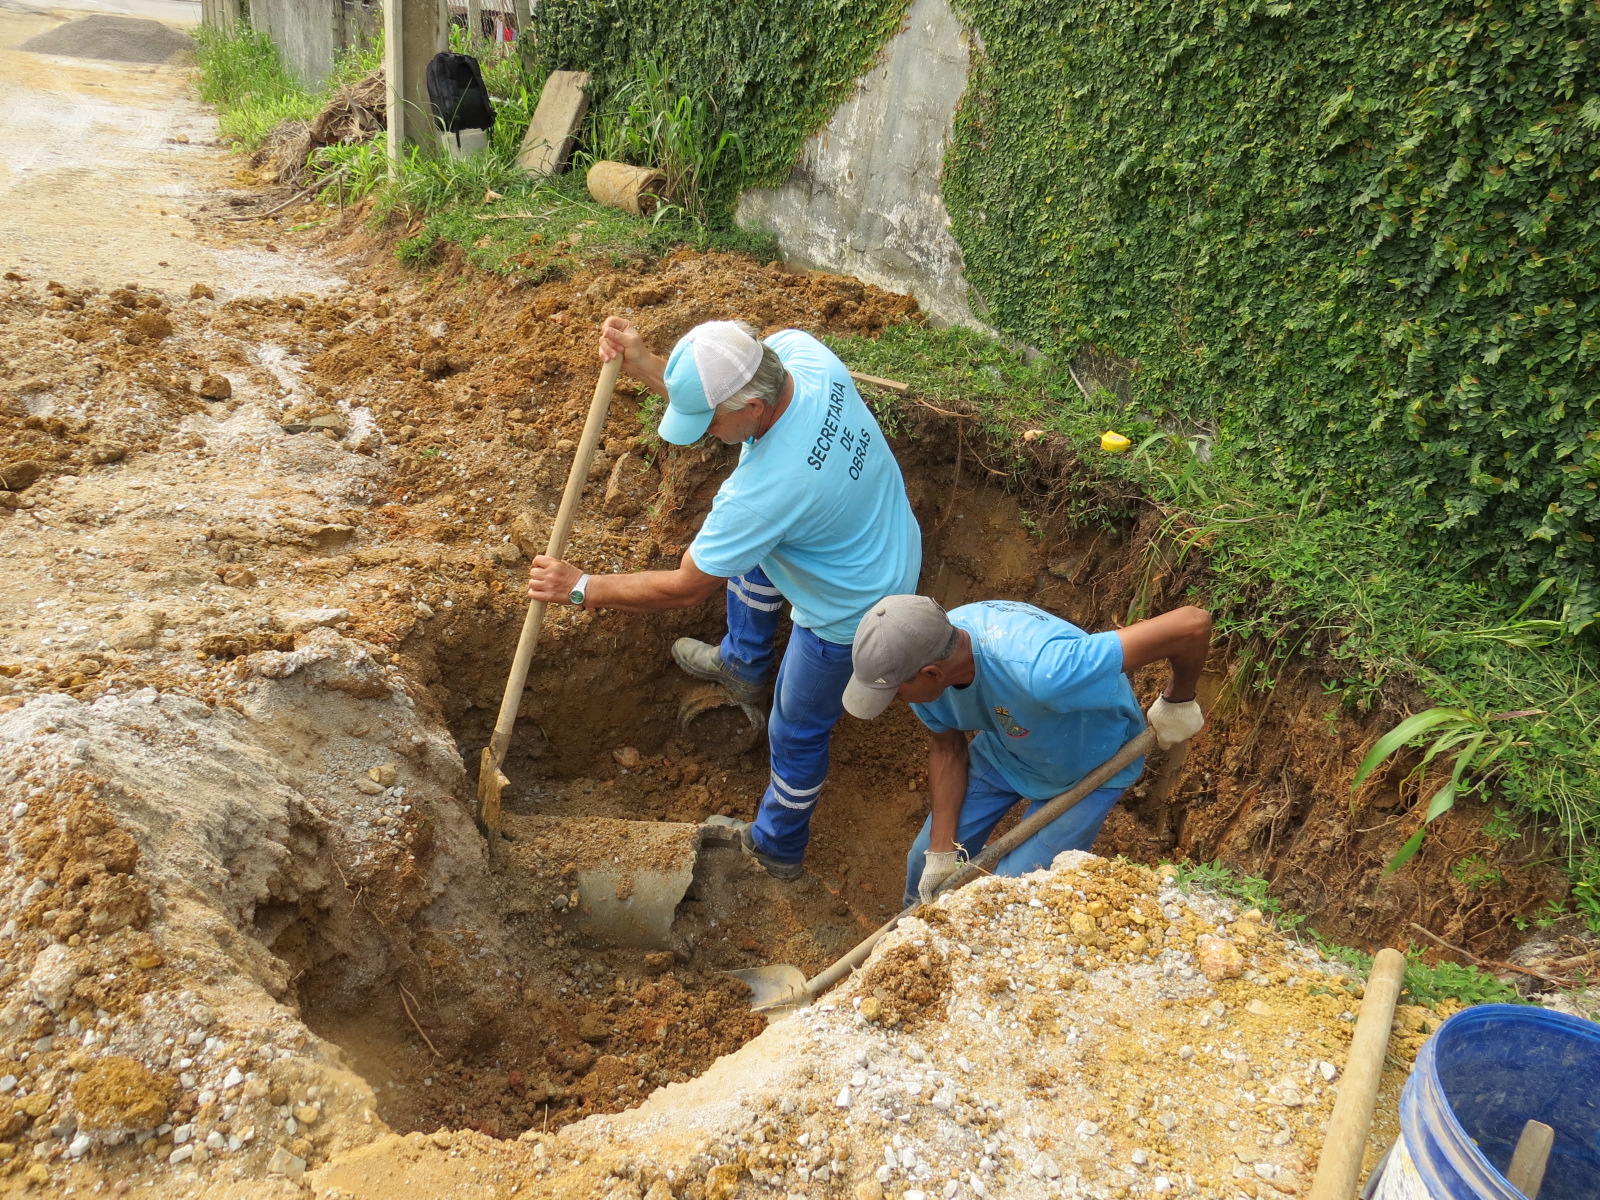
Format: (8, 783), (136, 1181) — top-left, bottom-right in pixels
(717, 567), (854, 865)
(902, 743), (1125, 906)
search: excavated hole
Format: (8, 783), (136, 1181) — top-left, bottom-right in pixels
(268, 600), (921, 1141)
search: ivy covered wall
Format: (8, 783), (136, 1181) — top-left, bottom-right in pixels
(527, 0), (912, 209)
(942, 0), (1600, 628)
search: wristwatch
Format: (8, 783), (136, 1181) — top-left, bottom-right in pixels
(568, 573), (591, 606)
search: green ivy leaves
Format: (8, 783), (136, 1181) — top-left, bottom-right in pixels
(527, 0), (910, 217)
(944, 0), (1600, 630)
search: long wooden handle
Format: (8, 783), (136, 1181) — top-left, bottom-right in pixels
(477, 357), (621, 814)
(1309, 947), (1408, 1200)
(801, 729), (1158, 1000)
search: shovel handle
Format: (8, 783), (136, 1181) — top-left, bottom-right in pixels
(800, 728), (1160, 1002)
(476, 356), (622, 832)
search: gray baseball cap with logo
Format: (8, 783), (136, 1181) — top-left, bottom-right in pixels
(843, 594), (959, 719)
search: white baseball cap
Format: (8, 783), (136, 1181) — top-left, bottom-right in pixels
(659, 321), (764, 445)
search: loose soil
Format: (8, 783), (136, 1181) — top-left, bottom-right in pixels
(0, 15), (1592, 1196)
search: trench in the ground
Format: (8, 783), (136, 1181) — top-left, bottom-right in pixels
(272, 424), (1568, 1142)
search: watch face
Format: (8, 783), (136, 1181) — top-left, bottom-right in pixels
(569, 590), (583, 604)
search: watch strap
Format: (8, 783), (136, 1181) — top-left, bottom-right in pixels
(569, 573), (591, 606)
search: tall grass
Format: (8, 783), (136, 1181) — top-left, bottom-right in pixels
(588, 60), (744, 224)
(192, 25), (319, 148)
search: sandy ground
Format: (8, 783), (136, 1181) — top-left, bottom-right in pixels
(0, 0), (338, 296)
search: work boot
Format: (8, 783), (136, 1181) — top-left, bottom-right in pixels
(706, 816), (803, 881)
(671, 638), (768, 706)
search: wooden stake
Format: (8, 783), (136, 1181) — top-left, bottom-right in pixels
(1507, 1119), (1554, 1199)
(1308, 947), (1407, 1200)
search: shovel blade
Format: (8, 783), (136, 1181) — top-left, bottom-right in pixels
(511, 816), (704, 950)
(727, 964), (809, 1013)
(475, 747), (507, 836)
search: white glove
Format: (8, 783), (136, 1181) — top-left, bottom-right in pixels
(1146, 696), (1204, 750)
(918, 850), (962, 904)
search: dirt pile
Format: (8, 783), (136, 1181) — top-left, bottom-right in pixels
(487, 851), (1451, 1200)
(18, 15), (191, 65)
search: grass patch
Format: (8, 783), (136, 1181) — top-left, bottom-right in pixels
(829, 324), (1600, 927)
(394, 171), (778, 277)
(1169, 860), (1522, 1007)
(192, 25), (320, 148)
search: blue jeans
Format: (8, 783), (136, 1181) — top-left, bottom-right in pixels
(717, 567), (854, 865)
(902, 743), (1125, 906)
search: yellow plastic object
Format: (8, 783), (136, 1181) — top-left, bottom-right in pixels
(1100, 430), (1132, 454)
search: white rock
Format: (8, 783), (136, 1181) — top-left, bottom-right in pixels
(277, 607), (350, 632)
(68, 1134), (92, 1158)
(173, 1124), (194, 1145)
(1132, 1148), (1149, 1165)
(834, 1087), (851, 1109)
(25, 944), (83, 1011)
(1320, 1060), (1338, 1081)
(222, 1067), (244, 1089)
(0, 1076), (14, 1093)
(169, 1145), (193, 1165)
(206, 1131), (225, 1150)
(266, 1146), (306, 1180)
(1154, 1176), (1174, 1193)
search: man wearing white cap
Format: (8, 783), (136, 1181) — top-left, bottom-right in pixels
(841, 595), (1211, 906)
(528, 316), (921, 878)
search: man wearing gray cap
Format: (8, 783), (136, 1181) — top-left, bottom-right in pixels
(842, 595), (1211, 905)
(529, 316), (921, 879)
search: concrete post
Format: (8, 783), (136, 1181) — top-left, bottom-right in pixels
(384, 0), (445, 171)
(513, 0), (529, 48)
(466, 0), (481, 48)
(200, 0), (241, 31)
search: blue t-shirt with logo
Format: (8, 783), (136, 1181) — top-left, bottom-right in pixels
(910, 601), (1146, 799)
(688, 330), (921, 644)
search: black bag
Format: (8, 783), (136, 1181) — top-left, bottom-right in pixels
(425, 52), (496, 133)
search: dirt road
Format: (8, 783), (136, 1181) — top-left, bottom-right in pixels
(0, 0), (337, 294)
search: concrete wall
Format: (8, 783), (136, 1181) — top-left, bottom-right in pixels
(736, 0), (976, 326)
(246, 0), (378, 87)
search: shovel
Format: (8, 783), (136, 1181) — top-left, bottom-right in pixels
(475, 356), (623, 844)
(729, 728), (1162, 1011)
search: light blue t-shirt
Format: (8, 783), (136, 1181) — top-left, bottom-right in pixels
(911, 601), (1146, 799)
(689, 331), (921, 644)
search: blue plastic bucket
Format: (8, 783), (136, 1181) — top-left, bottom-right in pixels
(1372, 1004), (1600, 1199)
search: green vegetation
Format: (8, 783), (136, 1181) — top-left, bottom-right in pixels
(527, 0), (910, 216)
(384, 170), (778, 280)
(314, 29), (539, 216)
(827, 324), (1600, 923)
(942, 0), (1600, 633)
(588, 59), (745, 224)
(192, 25), (321, 147)
(1169, 860), (1522, 1006)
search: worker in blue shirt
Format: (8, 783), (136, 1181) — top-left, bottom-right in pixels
(842, 595), (1211, 905)
(528, 317), (921, 879)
